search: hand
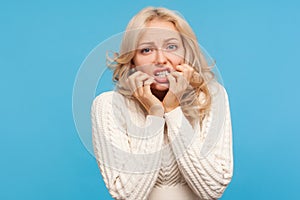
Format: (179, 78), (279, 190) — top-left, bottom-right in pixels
(127, 70), (164, 117)
(163, 64), (195, 112)
(175, 64), (195, 84)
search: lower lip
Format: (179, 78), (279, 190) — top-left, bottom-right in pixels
(154, 76), (169, 83)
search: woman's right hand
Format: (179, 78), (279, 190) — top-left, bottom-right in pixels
(127, 70), (164, 117)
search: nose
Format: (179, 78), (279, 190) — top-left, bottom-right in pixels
(155, 49), (167, 65)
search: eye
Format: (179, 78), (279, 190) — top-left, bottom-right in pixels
(140, 48), (153, 54)
(166, 44), (178, 51)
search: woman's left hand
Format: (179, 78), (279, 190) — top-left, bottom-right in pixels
(175, 64), (195, 83)
(163, 64), (195, 112)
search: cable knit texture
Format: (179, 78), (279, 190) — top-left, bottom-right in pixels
(91, 82), (233, 200)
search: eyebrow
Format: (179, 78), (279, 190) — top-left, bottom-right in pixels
(138, 38), (180, 46)
(164, 38), (180, 43)
(138, 42), (155, 46)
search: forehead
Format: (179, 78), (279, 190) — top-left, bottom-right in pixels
(138, 20), (181, 43)
(146, 19), (177, 30)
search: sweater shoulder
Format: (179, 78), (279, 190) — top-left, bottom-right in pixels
(91, 91), (127, 117)
(92, 90), (125, 106)
(93, 90), (122, 101)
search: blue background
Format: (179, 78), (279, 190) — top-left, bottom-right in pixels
(1, 0), (299, 199)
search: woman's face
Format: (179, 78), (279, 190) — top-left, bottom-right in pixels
(132, 19), (185, 91)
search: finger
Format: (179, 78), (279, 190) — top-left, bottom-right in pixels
(175, 65), (193, 83)
(143, 83), (152, 95)
(182, 63), (194, 71)
(134, 74), (149, 96)
(170, 71), (182, 81)
(178, 63), (194, 73)
(135, 73), (150, 82)
(175, 64), (184, 72)
(134, 73), (151, 87)
(176, 64), (192, 73)
(181, 64), (195, 80)
(143, 77), (155, 86)
(171, 71), (182, 76)
(171, 71), (189, 87)
(128, 71), (146, 95)
(167, 73), (177, 89)
(143, 77), (155, 94)
(166, 74), (181, 102)
(128, 70), (150, 82)
(128, 70), (142, 79)
(128, 70), (142, 86)
(128, 71), (141, 93)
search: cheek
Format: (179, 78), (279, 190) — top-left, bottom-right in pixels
(133, 55), (155, 75)
(135, 65), (154, 76)
(133, 54), (154, 67)
(167, 53), (184, 65)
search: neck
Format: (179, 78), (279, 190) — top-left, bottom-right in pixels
(151, 88), (168, 101)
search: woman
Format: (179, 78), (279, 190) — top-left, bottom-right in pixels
(91, 7), (233, 200)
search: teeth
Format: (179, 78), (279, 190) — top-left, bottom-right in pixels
(155, 70), (169, 77)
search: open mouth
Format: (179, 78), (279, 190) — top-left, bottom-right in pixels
(154, 70), (170, 77)
(153, 69), (170, 84)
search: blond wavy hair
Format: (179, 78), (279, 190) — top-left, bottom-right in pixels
(107, 7), (215, 126)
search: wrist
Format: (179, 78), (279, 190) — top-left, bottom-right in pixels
(164, 104), (179, 113)
(163, 100), (179, 113)
(149, 104), (164, 117)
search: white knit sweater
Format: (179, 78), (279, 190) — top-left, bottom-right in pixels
(91, 82), (233, 200)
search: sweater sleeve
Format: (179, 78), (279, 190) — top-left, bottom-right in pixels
(164, 84), (233, 199)
(91, 92), (165, 200)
